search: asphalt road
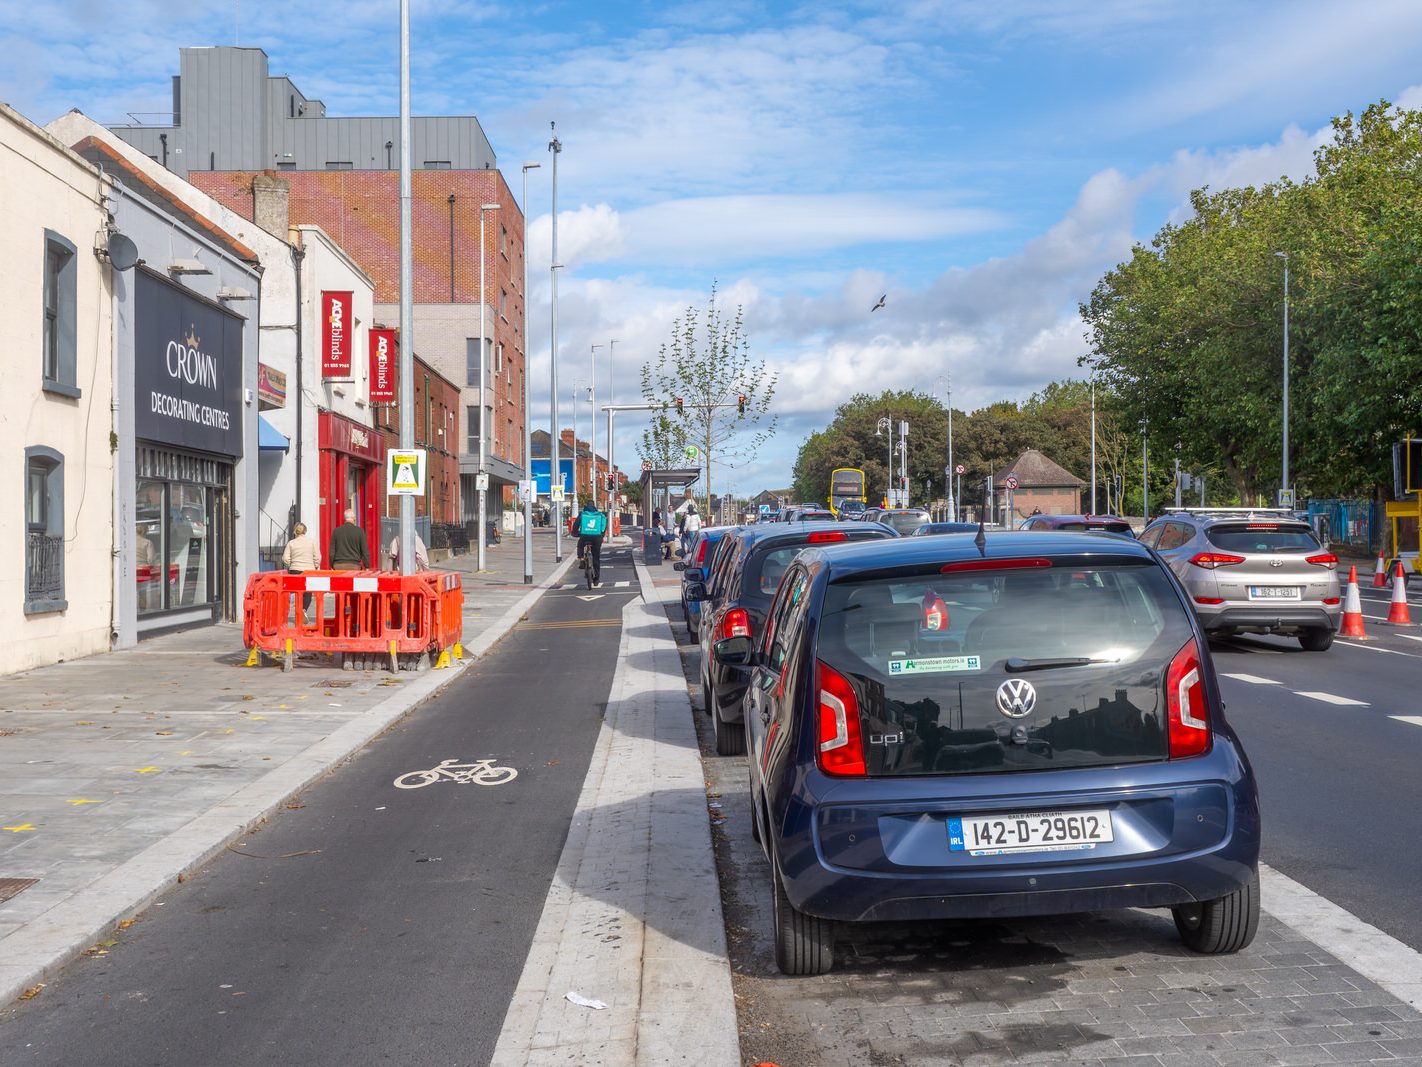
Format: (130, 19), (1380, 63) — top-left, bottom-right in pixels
(0, 548), (636, 1067)
(1210, 581), (1422, 954)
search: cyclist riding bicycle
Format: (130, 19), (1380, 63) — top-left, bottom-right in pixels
(575, 501), (608, 587)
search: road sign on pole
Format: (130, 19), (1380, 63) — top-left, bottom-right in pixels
(387, 448), (427, 496)
(955, 464), (965, 475)
(1004, 475), (1019, 491)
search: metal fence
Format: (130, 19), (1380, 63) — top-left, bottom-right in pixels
(26, 532), (63, 602)
(1306, 498), (1379, 553)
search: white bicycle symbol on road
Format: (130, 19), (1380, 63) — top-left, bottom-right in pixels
(393, 757), (519, 789)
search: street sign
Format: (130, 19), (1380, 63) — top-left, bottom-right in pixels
(474, 472), (490, 492)
(386, 448), (427, 496)
(550, 485), (566, 502)
(684, 445), (700, 461)
(1004, 475), (1019, 491)
(641, 460), (653, 471)
(1278, 488), (1296, 508)
(955, 464), (965, 475)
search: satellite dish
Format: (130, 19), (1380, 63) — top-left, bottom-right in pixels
(106, 232), (139, 271)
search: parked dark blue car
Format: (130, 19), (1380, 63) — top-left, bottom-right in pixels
(729, 531), (1260, 974)
(675, 526), (729, 640)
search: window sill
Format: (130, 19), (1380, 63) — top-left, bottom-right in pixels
(42, 380), (81, 400)
(25, 597), (68, 616)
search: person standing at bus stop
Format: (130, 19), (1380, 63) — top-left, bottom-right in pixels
(329, 509), (370, 570)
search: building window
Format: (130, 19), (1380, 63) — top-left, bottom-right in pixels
(467, 405), (480, 454)
(277, 161), (296, 170)
(499, 225), (508, 255)
(423, 160), (452, 169)
(24, 446), (65, 613)
(499, 288), (508, 318)
(494, 342), (503, 375)
(42, 231), (79, 397)
(424, 375), (432, 443)
(325, 161), (353, 170)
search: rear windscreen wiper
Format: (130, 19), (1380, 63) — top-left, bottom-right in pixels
(1004, 656), (1113, 673)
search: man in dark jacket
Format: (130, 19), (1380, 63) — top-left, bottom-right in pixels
(329, 509), (371, 570)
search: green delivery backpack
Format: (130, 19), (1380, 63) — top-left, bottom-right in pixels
(578, 509), (608, 537)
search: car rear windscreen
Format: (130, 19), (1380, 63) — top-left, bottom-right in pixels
(815, 561), (1193, 776)
(885, 512), (929, 535)
(1205, 524), (1319, 553)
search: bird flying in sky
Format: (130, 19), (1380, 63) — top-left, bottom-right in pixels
(870, 294), (886, 312)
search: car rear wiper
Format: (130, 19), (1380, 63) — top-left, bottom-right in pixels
(1004, 656), (1113, 672)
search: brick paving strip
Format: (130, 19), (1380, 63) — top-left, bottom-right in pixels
(637, 562), (1422, 1067)
(0, 533), (579, 1005)
(490, 558), (739, 1067)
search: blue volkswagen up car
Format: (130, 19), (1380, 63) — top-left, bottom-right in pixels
(728, 531), (1260, 974)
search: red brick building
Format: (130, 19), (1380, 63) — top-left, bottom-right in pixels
(189, 168), (528, 523)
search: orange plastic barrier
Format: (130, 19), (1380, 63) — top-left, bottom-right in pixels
(243, 569), (463, 671)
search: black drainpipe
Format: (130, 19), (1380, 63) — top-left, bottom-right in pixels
(289, 241), (306, 532)
(448, 194), (456, 302)
(159, 133), (168, 168)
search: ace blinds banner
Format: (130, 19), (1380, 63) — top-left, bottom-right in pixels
(322, 291), (353, 378)
(134, 271), (244, 458)
(369, 328), (397, 402)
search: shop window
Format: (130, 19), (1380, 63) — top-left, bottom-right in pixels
(135, 478), (213, 616)
(42, 231), (79, 397)
(24, 446), (65, 613)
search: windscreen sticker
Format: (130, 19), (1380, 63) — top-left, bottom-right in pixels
(888, 655), (982, 675)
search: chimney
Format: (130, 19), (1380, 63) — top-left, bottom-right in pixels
(560, 429), (575, 447)
(252, 173), (290, 238)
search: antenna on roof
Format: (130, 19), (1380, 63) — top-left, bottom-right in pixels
(974, 479), (988, 554)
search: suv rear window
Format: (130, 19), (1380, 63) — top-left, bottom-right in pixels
(883, 511), (930, 535)
(1205, 524), (1319, 553)
(815, 561), (1192, 776)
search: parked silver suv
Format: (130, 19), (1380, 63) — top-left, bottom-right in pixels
(1140, 508), (1340, 650)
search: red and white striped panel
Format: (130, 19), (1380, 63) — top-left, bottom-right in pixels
(281, 573), (405, 593)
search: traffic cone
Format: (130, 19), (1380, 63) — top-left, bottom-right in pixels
(1339, 566), (1368, 638)
(1386, 562), (1412, 624)
(1372, 549), (1388, 588)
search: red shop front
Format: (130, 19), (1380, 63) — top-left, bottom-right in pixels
(318, 411), (385, 567)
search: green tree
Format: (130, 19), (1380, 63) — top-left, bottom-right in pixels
(638, 284), (777, 513)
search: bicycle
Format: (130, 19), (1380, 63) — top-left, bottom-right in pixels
(392, 758), (519, 789)
(579, 550), (599, 589)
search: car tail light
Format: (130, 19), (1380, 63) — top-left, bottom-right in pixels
(1306, 552), (1338, 570)
(922, 590), (949, 631)
(941, 557), (1052, 573)
(1246, 523), (1278, 530)
(1165, 640), (1210, 759)
(718, 608), (752, 641)
(695, 538), (710, 564)
(1194, 596), (1225, 605)
(1322, 596), (1340, 605)
(816, 660), (866, 776)
(1188, 552), (1245, 569)
(806, 530), (848, 544)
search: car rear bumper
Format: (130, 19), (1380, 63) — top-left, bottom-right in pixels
(777, 759), (1260, 924)
(1196, 605), (1338, 633)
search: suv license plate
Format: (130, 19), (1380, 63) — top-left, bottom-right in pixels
(949, 810), (1113, 856)
(1249, 586), (1301, 599)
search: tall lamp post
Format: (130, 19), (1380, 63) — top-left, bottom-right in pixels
(875, 416), (893, 506)
(1090, 373), (1097, 515)
(396, 0), (414, 575)
(549, 124), (563, 561)
(607, 338), (619, 514)
(1141, 418), (1149, 528)
(899, 420), (909, 507)
(520, 161), (540, 584)
(589, 344), (601, 510)
(936, 375), (954, 520)
(476, 201), (500, 574)
(1275, 251), (1290, 504)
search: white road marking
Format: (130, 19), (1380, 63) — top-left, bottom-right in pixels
(576, 595), (605, 602)
(1293, 691), (1369, 706)
(1335, 639), (1422, 658)
(1220, 673), (1280, 685)
(393, 758), (518, 789)
(1389, 715), (1422, 727)
(615, 581), (631, 587)
(1393, 633), (1422, 643)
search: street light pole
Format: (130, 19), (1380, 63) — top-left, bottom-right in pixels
(899, 420), (909, 507)
(875, 416), (892, 506)
(396, 0), (414, 575)
(607, 338), (618, 514)
(549, 124), (563, 561)
(1276, 250), (1290, 504)
(1141, 420), (1149, 527)
(1090, 375), (1097, 514)
(590, 344), (601, 510)
(520, 161), (539, 584)
(477, 202), (500, 573)
(936, 375), (954, 522)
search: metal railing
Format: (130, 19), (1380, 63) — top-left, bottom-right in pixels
(26, 532), (63, 602)
(1306, 499), (1378, 552)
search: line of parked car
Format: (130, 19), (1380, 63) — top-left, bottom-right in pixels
(672, 513), (1264, 975)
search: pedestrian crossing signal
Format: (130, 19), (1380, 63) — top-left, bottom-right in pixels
(737, 394), (746, 414)
(675, 397), (684, 415)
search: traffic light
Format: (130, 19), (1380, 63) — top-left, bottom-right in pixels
(737, 394), (746, 415)
(674, 397), (684, 415)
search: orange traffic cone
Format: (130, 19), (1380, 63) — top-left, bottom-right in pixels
(1339, 566), (1368, 638)
(1386, 562), (1412, 624)
(1373, 550), (1388, 588)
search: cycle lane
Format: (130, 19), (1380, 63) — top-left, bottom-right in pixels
(0, 548), (636, 1066)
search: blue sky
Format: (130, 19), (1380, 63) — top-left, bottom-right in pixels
(7, 0), (1422, 497)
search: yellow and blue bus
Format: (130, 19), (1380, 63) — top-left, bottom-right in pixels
(829, 468), (867, 517)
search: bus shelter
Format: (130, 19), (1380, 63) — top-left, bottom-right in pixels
(638, 467), (701, 565)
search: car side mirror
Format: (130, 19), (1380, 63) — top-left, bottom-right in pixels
(685, 567), (705, 582)
(686, 582), (708, 602)
(714, 635), (753, 665)
(673, 561), (686, 571)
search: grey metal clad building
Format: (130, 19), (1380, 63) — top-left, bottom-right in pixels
(110, 47), (495, 176)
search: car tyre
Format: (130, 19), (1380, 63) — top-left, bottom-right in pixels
(1298, 627), (1334, 652)
(712, 698), (746, 756)
(771, 846), (834, 975)
(1173, 871), (1259, 954)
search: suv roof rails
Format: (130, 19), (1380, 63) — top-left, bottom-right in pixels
(1159, 506), (1302, 520)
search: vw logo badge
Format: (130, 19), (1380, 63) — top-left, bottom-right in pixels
(996, 678), (1037, 718)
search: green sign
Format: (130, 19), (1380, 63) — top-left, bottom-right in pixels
(684, 445), (700, 460)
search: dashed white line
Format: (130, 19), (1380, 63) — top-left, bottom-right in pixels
(1220, 673), (1281, 685)
(1389, 715), (1422, 727)
(1335, 639), (1422, 658)
(1294, 691), (1370, 706)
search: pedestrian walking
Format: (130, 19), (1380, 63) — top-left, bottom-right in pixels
(329, 509), (370, 570)
(283, 521), (320, 620)
(680, 502), (702, 557)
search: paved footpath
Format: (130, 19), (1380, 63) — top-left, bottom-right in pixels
(0, 529), (577, 1006)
